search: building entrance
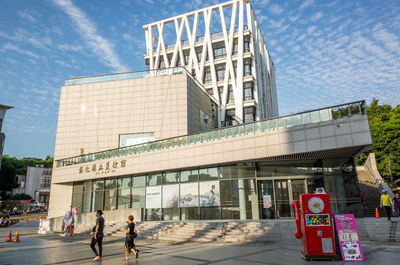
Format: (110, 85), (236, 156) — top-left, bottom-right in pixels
(258, 177), (309, 219)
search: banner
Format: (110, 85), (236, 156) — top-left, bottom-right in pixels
(199, 181), (220, 206)
(146, 186), (161, 208)
(180, 183), (198, 207)
(162, 184), (179, 208)
(334, 214), (364, 261)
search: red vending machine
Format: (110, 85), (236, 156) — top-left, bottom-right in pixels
(292, 188), (338, 260)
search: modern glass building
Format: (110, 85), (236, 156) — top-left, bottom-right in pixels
(48, 0), (372, 221)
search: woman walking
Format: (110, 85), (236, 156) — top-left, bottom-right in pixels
(124, 215), (139, 260)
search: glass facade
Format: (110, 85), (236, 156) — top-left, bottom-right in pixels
(71, 159), (362, 220)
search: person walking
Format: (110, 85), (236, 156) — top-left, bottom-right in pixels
(380, 190), (392, 221)
(90, 210), (105, 261)
(392, 192), (400, 217)
(124, 215), (139, 260)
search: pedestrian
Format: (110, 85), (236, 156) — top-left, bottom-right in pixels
(392, 192), (400, 217)
(124, 215), (139, 260)
(90, 210), (104, 261)
(380, 190), (392, 221)
(360, 192), (366, 209)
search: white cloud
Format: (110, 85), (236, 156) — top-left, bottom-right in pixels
(307, 26), (316, 34)
(1, 43), (42, 59)
(311, 11), (323, 22)
(269, 4), (283, 15)
(300, 0), (314, 10)
(254, 0), (270, 8)
(18, 9), (40, 23)
(57, 43), (84, 52)
(289, 15), (300, 22)
(53, 0), (129, 72)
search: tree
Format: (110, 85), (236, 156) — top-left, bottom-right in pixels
(12, 193), (32, 200)
(356, 99), (400, 187)
(0, 155), (54, 199)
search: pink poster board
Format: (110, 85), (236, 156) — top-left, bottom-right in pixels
(20, 200), (31, 204)
(334, 214), (364, 261)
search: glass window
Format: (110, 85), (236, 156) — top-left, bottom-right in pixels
(133, 175), (146, 187)
(163, 172), (180, 184)
(213, 46), (226, 59)
(104, 179), (117, 211)
(117, 177), (132, 209)
(82, 181), (92, 213)
(147, 173), (162, 186)
(181, 207), (199, 220)
(244, 107), (255, 123)
(244, 82), (254, 101)
(145, 208), (162, 221)
(72, 182), (83, 210)
(244, 64), (251, 76)
(163, 208), (180, 220)
(119, 132), (154, 148)
(180, 170), (198, 182)
(216, 67), (225, 81)
(244, 40), (250, 52)
(200, 207), (221, 220)
(132, 187), (145, 208)
(204, 70), (212, 84)
(92, 180), (104, 212)
(199, 167), (220, 181)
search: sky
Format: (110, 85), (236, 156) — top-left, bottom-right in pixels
(1, 0), (399, 159)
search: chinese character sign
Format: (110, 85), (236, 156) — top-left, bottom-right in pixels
(334, 214), (364, 261)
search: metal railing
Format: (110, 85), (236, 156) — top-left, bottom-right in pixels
(65, 67), (185, 86)
(56, 100), (366, 168)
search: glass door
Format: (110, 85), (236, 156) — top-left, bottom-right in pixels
(257, 180), (275, 219)
(274, 180), (291, 218)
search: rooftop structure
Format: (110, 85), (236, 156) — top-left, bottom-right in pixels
(143, 0), (278, 126)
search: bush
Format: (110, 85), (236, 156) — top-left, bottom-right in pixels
(12, 193), (32, 200)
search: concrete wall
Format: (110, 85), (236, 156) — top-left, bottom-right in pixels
(54, 73), (191, 161)
(187, 78), (214, 134)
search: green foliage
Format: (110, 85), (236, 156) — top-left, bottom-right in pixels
(12, 193), (32, 200)
(356, 99), (400, 187)
(0, 155), (53, 200)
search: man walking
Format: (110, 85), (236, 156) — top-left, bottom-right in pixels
(90, 210), (105, 261)
(380, 190), (392, 221)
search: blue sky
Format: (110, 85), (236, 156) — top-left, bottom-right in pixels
(1, 0), (399, 159)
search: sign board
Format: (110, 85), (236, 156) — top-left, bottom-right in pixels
(20, 200), (31, 204)
(263, 194), (272, 208)
(38, 219), (53, 234)
(334, 214), (364, 261)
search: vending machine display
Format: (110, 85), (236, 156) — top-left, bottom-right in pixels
(292, 189), (339, 260)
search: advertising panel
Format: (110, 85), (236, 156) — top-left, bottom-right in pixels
(199, 181), (220, 206)
(334, 214), (364, 261)
(162, 184), (179, 208)
(180, 183), (199, 207)
(146, 186), (161, 208)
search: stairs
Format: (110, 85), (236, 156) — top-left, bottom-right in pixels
(358, 181), (386, 217)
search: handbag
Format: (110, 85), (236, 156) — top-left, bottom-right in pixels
(132, 231), (137, 238)
(92, 226), (96, 232)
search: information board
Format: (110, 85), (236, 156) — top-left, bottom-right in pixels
(334, 214), (364, 261)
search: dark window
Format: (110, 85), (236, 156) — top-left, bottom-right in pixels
(244, 82), (254, 101)
(244, 107), (255, 123)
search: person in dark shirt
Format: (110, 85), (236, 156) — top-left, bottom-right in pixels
(393, 192), (400, 217)
(124, 215), (139, 260)
(90, 210), (104, 261)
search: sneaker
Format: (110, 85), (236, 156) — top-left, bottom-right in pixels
(93, 256), (101, 261)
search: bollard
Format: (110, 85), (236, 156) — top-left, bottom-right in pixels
(6, 230), (12, 242)
(26, 218), (29, 222)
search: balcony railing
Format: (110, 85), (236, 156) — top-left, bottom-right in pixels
(65, 67), (185, 86)
(55, 101), (367, 168)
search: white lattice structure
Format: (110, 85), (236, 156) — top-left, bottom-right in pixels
(143, 0), (278, 126)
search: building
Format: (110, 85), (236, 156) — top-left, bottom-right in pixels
(13, 166), (52, 203)
(48, 0), (372, 221)
(48, 66), (372, 220)
(0, 104), (13, 169)
(143, 0), (278, 125)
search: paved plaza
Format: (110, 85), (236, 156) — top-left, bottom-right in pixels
(0, 222), (399, 265)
